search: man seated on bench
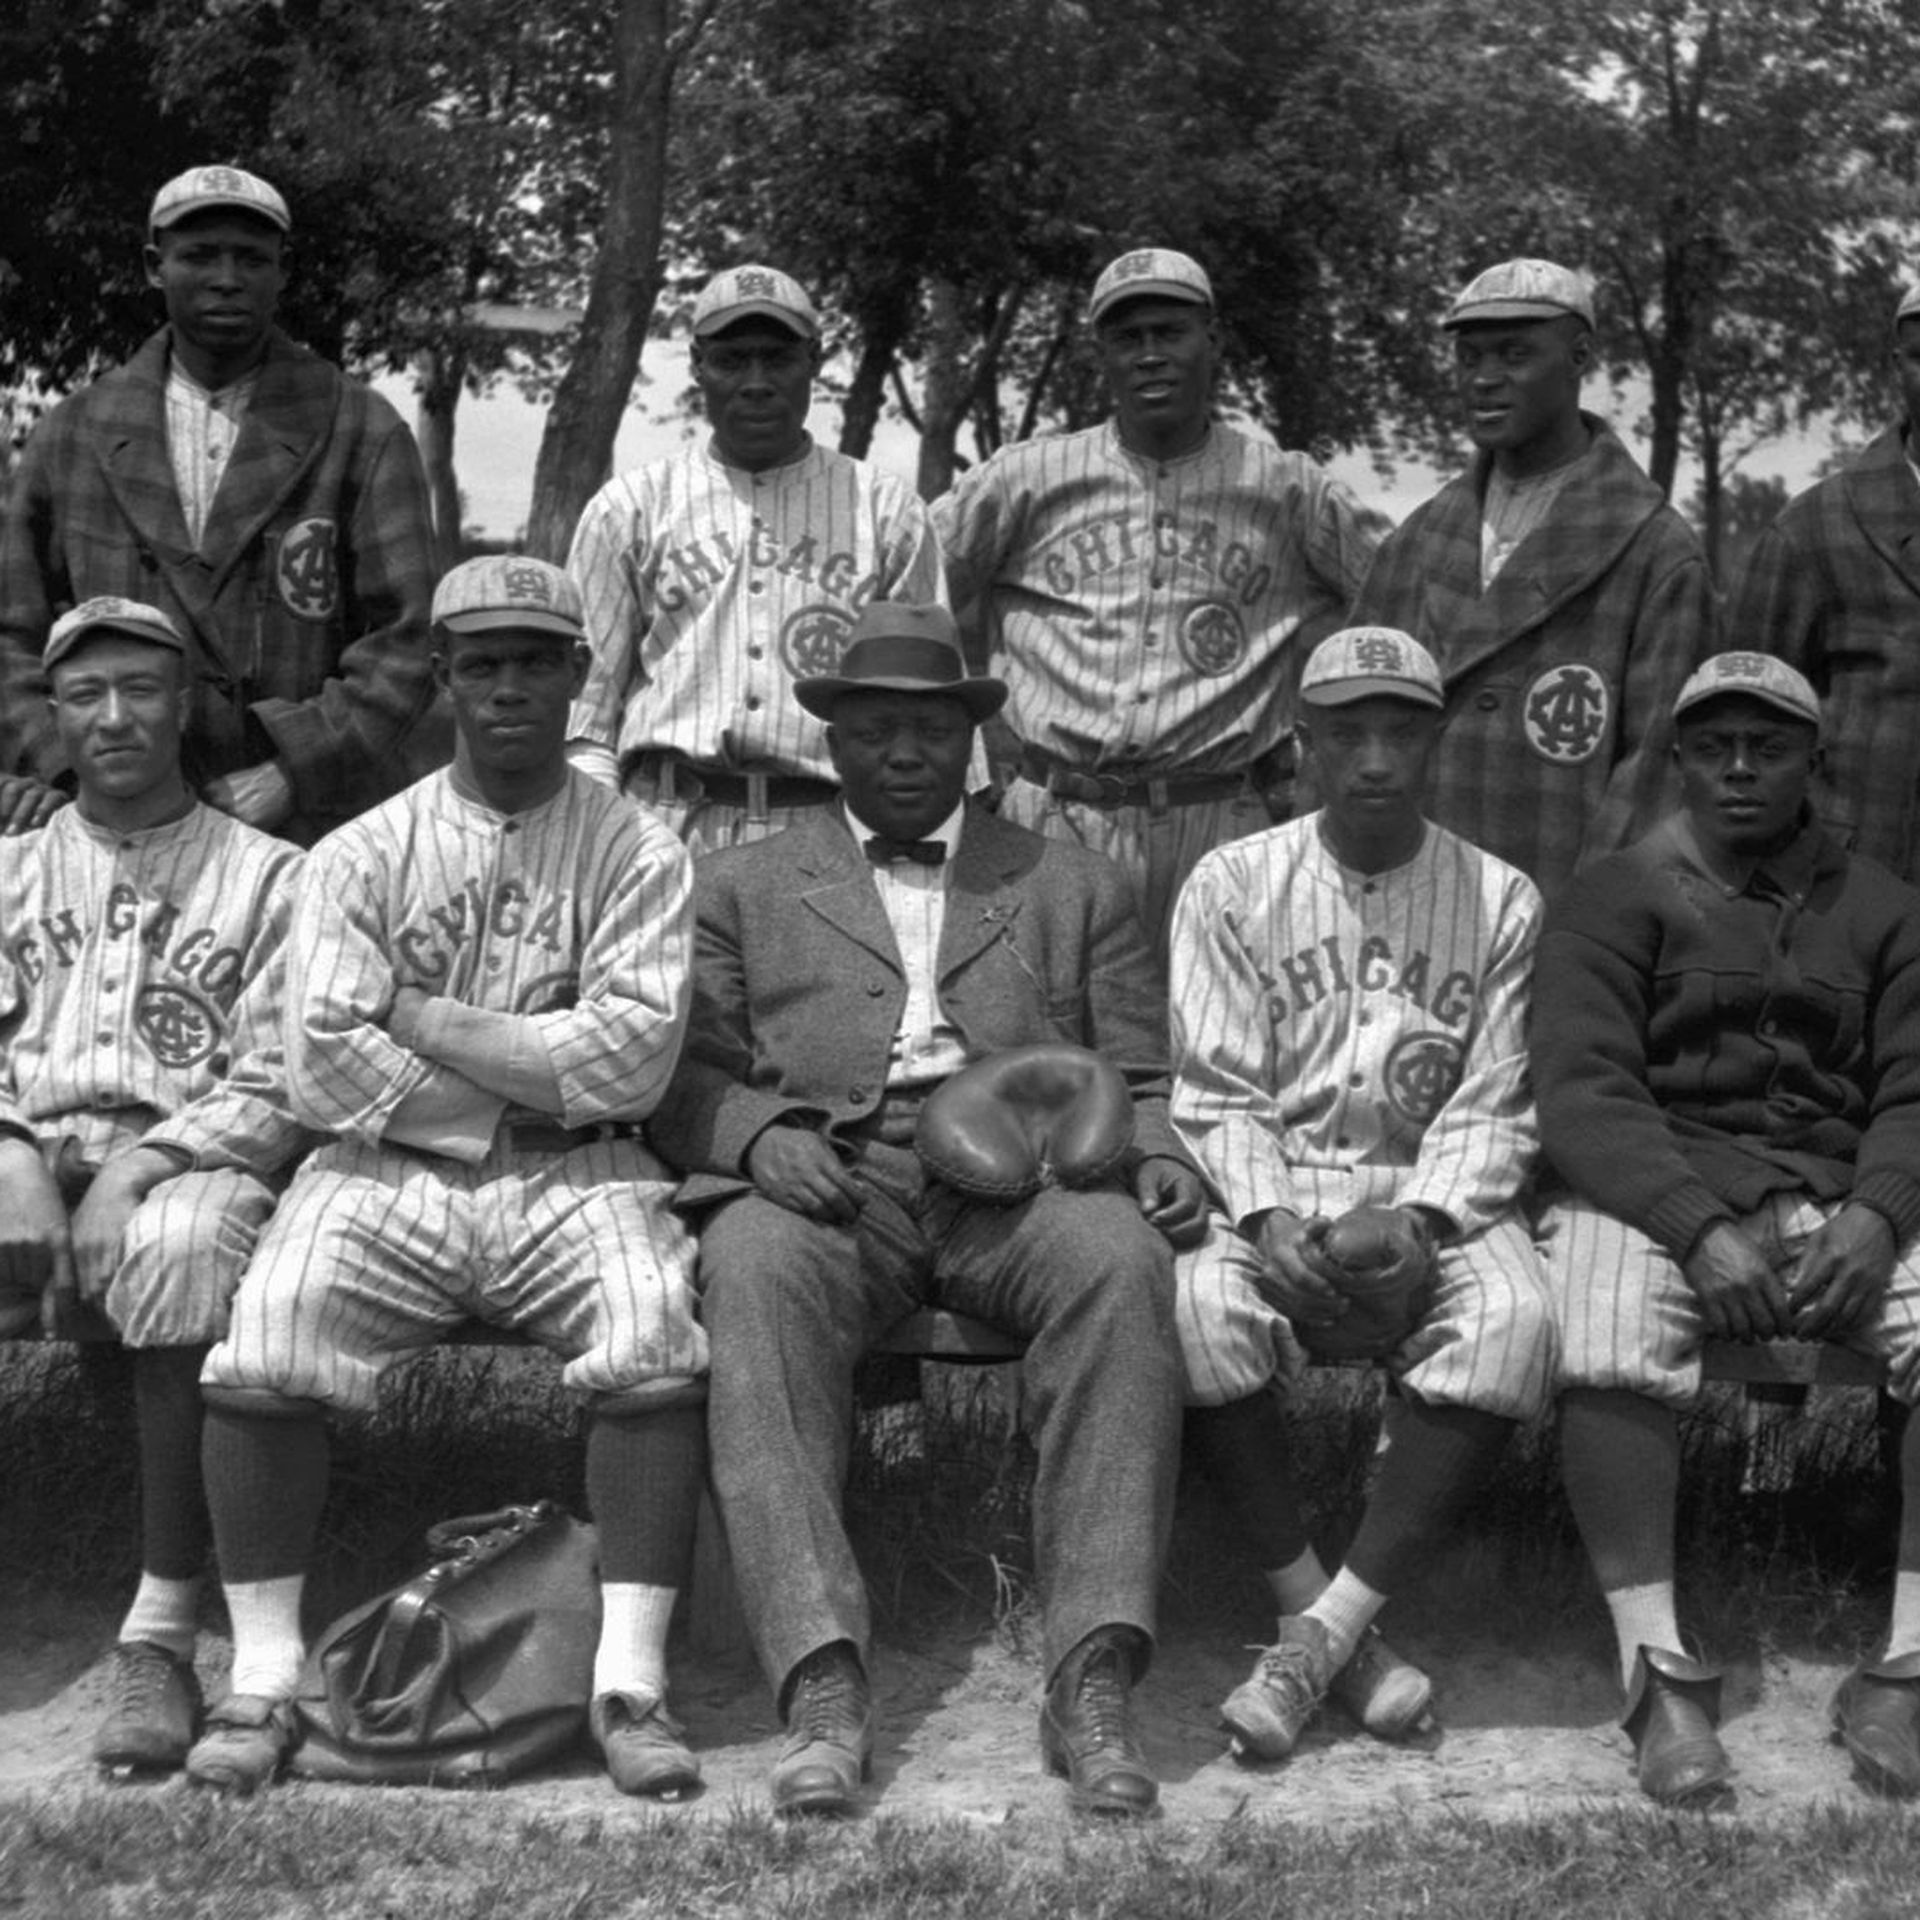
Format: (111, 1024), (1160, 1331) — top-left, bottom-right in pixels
(184, 557), (709, 1799)
(1534, 652), (1920, 1805)
(1166, 625), (1553, 1767)
(649, 601), (1207, 1819)
(0, 597), (303, 1776)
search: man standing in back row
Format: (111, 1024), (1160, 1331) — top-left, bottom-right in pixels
(936, 247), (1382, 951)
(0, 165), (438, 844)
(1349, 258), (1715, 899)
(566, 264), (944, 851)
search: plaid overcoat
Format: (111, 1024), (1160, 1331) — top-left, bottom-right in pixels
(0, 326), (437, 840)
(1723, 422), (1920, 881)
(1345, 417), (1715, 900)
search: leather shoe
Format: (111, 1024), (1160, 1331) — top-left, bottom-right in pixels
(1832, 1649), (1920, 1796)
(771, 1642), (872, 1817)
(1621, 1645), (1733, 1806)
(1040, 1626), (1157, 1817)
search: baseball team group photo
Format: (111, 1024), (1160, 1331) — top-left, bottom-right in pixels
(10, 2), (1920, 1911)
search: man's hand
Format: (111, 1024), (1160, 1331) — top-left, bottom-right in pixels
(1682, 1219), (1791, 1341)
(0, 774), (67, 836)
(389, 985), (432, 1050)
(70, 1146), (184, 1307)
(746, 1125), (864, 1223)
(0, 1136), (77, 1336)
(1253, 1209), (1346, 1330)
(1788, 1202), (1896, 1340)
(1132, 1155), (1207, 1248)
(203, 759), (295, 832)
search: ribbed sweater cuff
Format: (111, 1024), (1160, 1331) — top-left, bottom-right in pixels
(1852, 1171), (1920, 1249)
(1642, 1182), (1736, 1262)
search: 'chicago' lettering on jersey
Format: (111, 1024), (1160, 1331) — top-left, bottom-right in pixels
(653, 527), (881, 615)
(10, 882), (247, 999)
(1260, 932), (1478, 1028)
(392, 878), (578, 979)
(1034, 511), (1273, 606)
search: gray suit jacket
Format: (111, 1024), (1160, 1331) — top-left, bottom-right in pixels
(650, 802), (1186, 1206)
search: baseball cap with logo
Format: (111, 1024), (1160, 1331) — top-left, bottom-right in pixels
(1299, 627), (1445, 711)
(1673, 652), (1821, 733)
(1087, 248), (1214, 326)
(1443, 258), (1595, 331)
(431, 556), (585, 640)
(45, 597), (187, 673)
(692, 264), (819, 340)
(149, 165), (291, 238)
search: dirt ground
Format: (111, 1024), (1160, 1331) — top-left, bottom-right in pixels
(0, 1586), (1897, 1829)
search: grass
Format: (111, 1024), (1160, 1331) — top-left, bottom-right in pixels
(8, 1791), (1920, 1919)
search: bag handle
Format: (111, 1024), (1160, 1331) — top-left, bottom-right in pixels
(367, 1504), (557, 1704)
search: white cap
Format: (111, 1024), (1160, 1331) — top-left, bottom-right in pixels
(1444, 258), (1595, 330)
(1088, 248), (1213, 326)
(46, 597), (187, 671)
(692, 264), (819, 340)
(1299, 627), (1444, 710)
(431, 557), (584, 640)
(1673, 652), (1821, 732)
(149, 165), (290, 237)
(1895, 282), (1920, 327)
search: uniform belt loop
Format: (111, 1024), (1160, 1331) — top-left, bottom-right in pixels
(746, 772), (770, 823)
(1148, 777), (1170, 815)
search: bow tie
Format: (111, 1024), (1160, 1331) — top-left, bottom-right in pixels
(864, 835), (946, 868)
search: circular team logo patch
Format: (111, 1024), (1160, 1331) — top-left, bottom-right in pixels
(1523, 663), (1610, 764)
(779, 604), (854, 679)
(135, 985), (221, 1069)
(1178, 600), (1247, 677)
(1383, 1031), (1465, 1127)
(277, 517), (340, 621)
(515, 971), (578, 1015)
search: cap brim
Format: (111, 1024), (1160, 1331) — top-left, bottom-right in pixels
(46, 619), (185, 669)
(694, 304), (817, 339)
(436, 609), (583, 640)
(1674, 687), (1819, 732)
(1443, 300), (1588, 329)
(794, 675), (1007, 722)
(1301, 677), (1444, 710)
(152, 198), (290, 234)
(1091, 282), (1212, 324)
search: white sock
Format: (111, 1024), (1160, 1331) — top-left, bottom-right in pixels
(119, 1574), (200, 1662)
(1305, 1568), (1387, 1668)
(1263, 1547), (1331, 1618)
(593, 1583), (677, 1701)
(1603, 1581), (1683, 1689)
(223, 1576), (306, 1701)
(1887, 1573), (1920, 1659)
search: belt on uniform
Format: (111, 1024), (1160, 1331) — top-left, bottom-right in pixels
(505, 1120), (643, 1155)
(1016, 745), (1250, 811)
(627, 752), (837, 820)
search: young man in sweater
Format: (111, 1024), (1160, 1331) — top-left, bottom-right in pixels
(1534, 652), (1920, 1805)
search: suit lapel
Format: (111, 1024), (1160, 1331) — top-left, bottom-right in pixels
(1846, 427), (1920, 596)
(938, 806), (1029, 982)
(794, 812), (904, 971)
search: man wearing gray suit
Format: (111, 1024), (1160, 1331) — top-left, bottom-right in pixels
(650, 601), (1206, 1820)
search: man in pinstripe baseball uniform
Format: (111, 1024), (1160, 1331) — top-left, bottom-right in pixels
(935, 247), (1383, 953)
(1535, 653), (1920, 1805)
(185, 556), (708, 1798)
(1168, 625), (1552, 1763)
(0, 596), (303, 1774)
(565, 264), (944, 852)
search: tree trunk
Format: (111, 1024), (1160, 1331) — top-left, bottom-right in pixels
(1695, 410), (1725, 588)
(413, 344), (468, 574)
(525, 0), (674, 562)
(839, 329), (895, 460)
(915, 276), (971, 502)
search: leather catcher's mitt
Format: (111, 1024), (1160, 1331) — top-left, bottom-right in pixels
(1294, 1205), (1436, 1364)
(915, 1043), (1135, 1204)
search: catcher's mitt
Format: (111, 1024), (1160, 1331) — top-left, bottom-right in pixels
(914, 1042), (1134, 1204)
(1294, 1205), (1436, 1363)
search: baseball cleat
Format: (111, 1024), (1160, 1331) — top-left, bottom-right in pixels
(591, 1689), (701, 1799)
(184, 1693), (294, 1795)
(93, 1640), (203, 1774)
(1328, 1626), (1435, 1740)
(1621, 1645), (1733, 1807)
(1222, 1614), (1334, 1762)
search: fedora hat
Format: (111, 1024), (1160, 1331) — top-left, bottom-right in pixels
(794, 603), (1007, 722)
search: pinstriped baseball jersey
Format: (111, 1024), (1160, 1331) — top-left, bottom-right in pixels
(278, 768), (692, 1148)
(935, 420), (1382, 776)
(565, 439), (944, 781)
(0, 802), (300, 1169)
(1168, 816), (1542, 1231)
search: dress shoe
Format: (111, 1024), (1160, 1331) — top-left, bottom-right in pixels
(591, 1689), (701, 1798)
(1039, 1626), (1157, 1817)
(1832, 1649), (1920, 1796)
(771, 1643), (872, 1817)
(1621, 1645), (1732, 1806)
(1220, 1614), (1334, 1761)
